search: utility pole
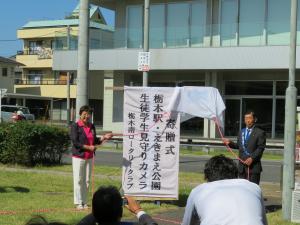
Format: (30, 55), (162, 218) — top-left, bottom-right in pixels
(282, 0), (297, 220)
(67, 25), (71, 125)
(76, 0), (89, 120)
(143, 0), (150, 87)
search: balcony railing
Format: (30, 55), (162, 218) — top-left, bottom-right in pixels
(15, 79), (77, 85)
(17, 48), (53, 59)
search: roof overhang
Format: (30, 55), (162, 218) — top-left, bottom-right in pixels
(5, 93), (53, 101)
(90, 0), (116, 10)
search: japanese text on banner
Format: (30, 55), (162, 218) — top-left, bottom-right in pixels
(123, 87), (180, 199)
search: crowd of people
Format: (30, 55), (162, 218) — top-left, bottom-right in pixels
(24, 107), (268, 225)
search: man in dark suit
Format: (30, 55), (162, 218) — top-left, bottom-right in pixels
(77, 186), (158, 225)
(224, 110), (266, 184)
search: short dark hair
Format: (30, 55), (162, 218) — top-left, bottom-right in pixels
(25, 216), (67, 225)
(92, 186), (123, 223)
(244, 110), (257, 119)
(79, 105), (93, 115)
(204, 155), (238, 182)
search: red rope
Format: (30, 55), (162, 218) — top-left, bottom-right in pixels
(0, 207), (90, 216)
(91, 138), (110, 197)
(92, 154), (95, 197)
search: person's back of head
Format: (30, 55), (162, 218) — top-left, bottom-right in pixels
(204, 154), (238, 182)
(92, 186), (123, 224)
(25, 215), (67, 225)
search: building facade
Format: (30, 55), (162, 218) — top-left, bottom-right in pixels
(16, 4), (113, 123)
(53, 0), (300, 139)
(0, 56), (23, 94)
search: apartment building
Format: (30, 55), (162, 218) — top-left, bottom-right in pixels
(16, 4), (113, 123)
(53, 0), (300, 139)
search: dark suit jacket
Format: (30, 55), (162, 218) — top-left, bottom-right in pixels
(229, 126), (266, 174)
(70, 121), (101, 158)
(77, 213), (158, 225)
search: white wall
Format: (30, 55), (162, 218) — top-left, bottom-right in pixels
(54, 46), (300, 71)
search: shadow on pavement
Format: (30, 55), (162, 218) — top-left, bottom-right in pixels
(265, 204), (282, 213)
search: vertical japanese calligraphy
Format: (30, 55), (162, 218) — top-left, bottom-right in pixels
(123, 87), (180, 199)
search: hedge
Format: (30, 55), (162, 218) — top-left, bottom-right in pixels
(0, 122), (70, 166)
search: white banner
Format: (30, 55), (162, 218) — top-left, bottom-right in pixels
(122, 87), (180, 199)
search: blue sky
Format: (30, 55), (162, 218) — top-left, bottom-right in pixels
(0, 0), (114, 57)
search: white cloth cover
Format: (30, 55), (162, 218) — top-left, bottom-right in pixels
(166, 86), (226, 126)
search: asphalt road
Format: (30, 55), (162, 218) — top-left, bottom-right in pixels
(85, 150), (282, 183)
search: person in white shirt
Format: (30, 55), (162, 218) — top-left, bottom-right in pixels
(181, 155), (268, 225)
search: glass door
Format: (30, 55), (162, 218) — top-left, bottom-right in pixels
(242, 98), (273, 138)
(225, 99), (241, 136)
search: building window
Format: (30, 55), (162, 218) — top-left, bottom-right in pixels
(167, 2), (190, 47)
(29, 41), (43, 54)
(225, 81), (273, 95)
(28, 70), (43, 84)
(267, 0), (290, 45)
(150, 4), (165, 48)
(90, 38), (100, 49)
(220, 0), (238, 46)
(127, 2), (208, 49)
(239, 0), (265, 46)
(53, 38), (65, 50)
(224, 80), (300, 138)
(191, 0), (207, 47)
(10, 67), (14, 77)
(127, 5), (143, 48)
(51, 40), (55, 49)
(2, 68), (8, 77)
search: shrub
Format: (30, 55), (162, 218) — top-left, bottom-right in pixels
(0, 122), (69, 166)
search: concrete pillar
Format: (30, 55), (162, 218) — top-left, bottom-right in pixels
(103, 71), (114, 131)
(205, 71), (220, 138)
(209, 72), (218, 138)
(204, 72), (211, 138)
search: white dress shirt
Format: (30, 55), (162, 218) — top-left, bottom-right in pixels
(182, 179), (268, 225)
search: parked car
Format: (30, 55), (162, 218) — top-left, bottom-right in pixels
(0, 105), (35, 122)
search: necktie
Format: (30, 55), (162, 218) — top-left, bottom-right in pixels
(246, 129), (250, 140)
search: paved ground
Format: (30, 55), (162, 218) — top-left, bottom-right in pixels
(82, 150), (282, 183)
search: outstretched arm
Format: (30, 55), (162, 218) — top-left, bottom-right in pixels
(124, 196), (158, 225)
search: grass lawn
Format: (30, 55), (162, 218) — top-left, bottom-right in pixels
(0, 164), (297, 225)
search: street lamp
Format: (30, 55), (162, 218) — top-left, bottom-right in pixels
(143, 0), (150, 87)
(282, 0), (298, 220)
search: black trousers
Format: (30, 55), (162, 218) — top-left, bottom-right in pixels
(239, 171), (261, 185)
